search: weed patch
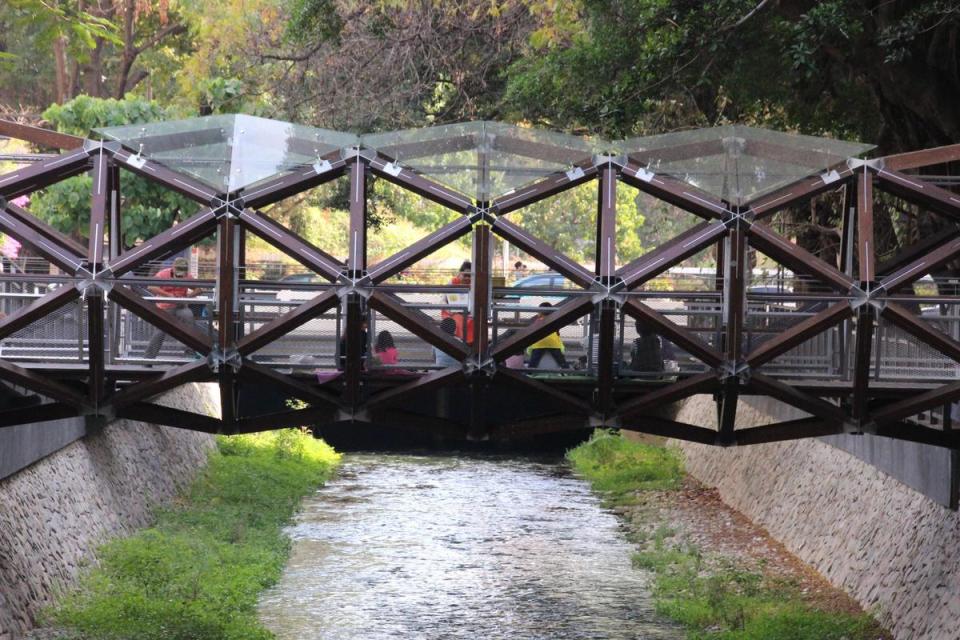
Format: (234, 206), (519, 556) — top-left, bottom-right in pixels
(565, 429), (683, 505)
(568, 429), (882, 639)
(46, 429), (339, 640)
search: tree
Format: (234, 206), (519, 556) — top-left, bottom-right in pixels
(30, 95), (199, 246)
(264, 0), (541, 130)
(504, 1), (960, 151)
(0, 0), (190, 109)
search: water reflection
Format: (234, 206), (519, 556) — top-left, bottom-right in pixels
(258, 454), (678, 639)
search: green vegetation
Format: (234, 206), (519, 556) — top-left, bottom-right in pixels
(567, 430), (881, 639)
(46, 429), (340, 640)
(565, 429), (683, 504)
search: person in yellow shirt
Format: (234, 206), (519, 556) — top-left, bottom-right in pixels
(527, 302), (569, 369)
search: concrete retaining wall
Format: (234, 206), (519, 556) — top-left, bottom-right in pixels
(673, 394), (960, 640)
(0, 384), (219, 639)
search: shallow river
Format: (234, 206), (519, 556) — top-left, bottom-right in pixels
(257, 454), (679, 639)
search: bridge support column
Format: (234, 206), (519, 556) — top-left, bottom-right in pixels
(468, 212), (491, 441)
(852, 167), (876, 427)
(344, 154), (369, 412)
(719, 220), (746, 444)
(217, 214), (240, 427)
(87, 147), (110, 411)
(594, 162), (618, 417)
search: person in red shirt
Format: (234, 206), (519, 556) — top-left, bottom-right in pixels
(442, 260), (474, 344)
(144, 257), (200, 359)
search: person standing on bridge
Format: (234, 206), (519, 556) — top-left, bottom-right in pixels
(442, 260), (474, 345)
(144, 257), (201, 360)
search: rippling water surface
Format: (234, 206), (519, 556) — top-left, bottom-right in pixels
(257, 454), (679, 639)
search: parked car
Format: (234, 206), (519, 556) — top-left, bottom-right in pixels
(501, 272), (576, 308)
(275, 272), (325, 302)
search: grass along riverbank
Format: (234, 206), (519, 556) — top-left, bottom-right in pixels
(567, 430), (886, 640)
(42, 429), (339, 640)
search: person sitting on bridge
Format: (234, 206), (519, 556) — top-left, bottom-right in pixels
(434, 317), (462, 368)
(629, 319), (665, 376)
(144, 257), (201, 360)
(442, 260), (474, 344)
(372, 330), (398, 366)
(527, 302), (569, 369)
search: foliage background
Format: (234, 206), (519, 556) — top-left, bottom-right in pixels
(1, 0), (957, 267)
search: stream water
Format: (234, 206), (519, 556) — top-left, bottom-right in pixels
(257, 453), (679, 639)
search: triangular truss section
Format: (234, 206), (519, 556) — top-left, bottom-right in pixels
(618, 125), (874, 207)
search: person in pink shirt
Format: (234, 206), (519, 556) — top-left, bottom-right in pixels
(373, 330), (398, 365)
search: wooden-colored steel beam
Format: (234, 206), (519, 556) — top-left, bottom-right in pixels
(0, 285), (78, 342)
(620, 161), (729, 221)
(618, 221), (727, 290)
(240, 150), (348, 209)
(0, 147), (91, 200)
(238, 209), (344, 282)
(733, 417), (844, 446)
(492, 163), (597, 215)
(746, 301), (852, 368)
(622, 298), (725, 368)
(0, 119), (84, 149)
(368, 291), (470, 360)
(491, 215), (596, 288)
(882, 143), (960, 171)
(619, 415), (719, 445)
(237, 289), (339, 356)
(110, 360), (212, 408)
(365, 367), (463, 411)
(367, 154), (473, 212)
(749, 165), (853, 221)
(109, 208), (217, 276)
(747, 222), (856, 293)
(109, 147), (220, 203)
(490, 295), (594, 360)
(116, 402), (223, 433)
(494, 366), (592, 414)
(368, 217), (473, 284)
(108, 285), (213, 355)
(873, 165), (960, 223)
(617, 371), (718, 422)
(238, 360), (341, 409)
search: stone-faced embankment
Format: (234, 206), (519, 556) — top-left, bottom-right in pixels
(670, 395), (960, 640)
(0, 384), (219, 639)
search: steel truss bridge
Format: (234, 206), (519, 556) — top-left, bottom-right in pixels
(0, 116), (959, 448)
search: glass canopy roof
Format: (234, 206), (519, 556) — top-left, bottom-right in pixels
(361, 121), (597, 202)
(94, 116), (873, 205)
(618, 125), (875, 206)
(96, 114), (357, 193)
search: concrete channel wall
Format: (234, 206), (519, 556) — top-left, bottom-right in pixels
(0, 384), (219, 640)
(672, 395), (960, 640)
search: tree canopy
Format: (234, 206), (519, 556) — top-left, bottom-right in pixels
(1, 1), (958, 265)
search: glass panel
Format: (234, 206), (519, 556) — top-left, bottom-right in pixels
(95, 114), (357, 193)
(616, 125), (875, 206)
(361, 121), (598, 202)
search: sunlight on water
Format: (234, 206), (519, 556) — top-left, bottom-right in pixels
(258, 454), (679, 640)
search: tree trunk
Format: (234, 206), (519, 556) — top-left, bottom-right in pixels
(52, 36), (69, 104)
